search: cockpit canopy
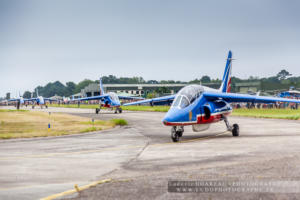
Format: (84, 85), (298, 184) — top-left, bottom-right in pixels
(171, 85), (204, 109)
(108, 92), (119, 102)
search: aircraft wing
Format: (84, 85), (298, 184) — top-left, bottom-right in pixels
(8, 98), (31, 102)
(123, 95), (176, 106)
(44, 98), (58, 102)
(76, 94), (109, 101)
(203, 91), (300, 104)
(26, 98), (38, 102)
(118, 96), (144, 100)
(23, 98), (32, 102)
(8, 98), (19, 102)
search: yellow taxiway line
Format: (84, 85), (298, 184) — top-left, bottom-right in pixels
(40, 179), (112, 200)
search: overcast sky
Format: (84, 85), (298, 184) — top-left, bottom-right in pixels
(1, 0), (300, 97)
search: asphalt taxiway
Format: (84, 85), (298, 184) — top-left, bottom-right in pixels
(1, 107), (300, 200)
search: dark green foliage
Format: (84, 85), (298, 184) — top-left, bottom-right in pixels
(74, 79), (94, 94)
(277, 69), (292, 80)
(23, 91), (32, 99)
(201, 75), (211, 83)
(35, 81), (68, 97)
(101, 75), (146, 84)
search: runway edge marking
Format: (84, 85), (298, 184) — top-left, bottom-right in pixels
(40, 179), (112, 200)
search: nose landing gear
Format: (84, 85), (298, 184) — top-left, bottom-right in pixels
(222, 115), (239, 137)
(96, 105), (101, 114)
(114, 107), (122, 114)
(171, 126), (184, 142)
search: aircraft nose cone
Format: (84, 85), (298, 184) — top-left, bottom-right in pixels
(162, 108), (180, 125)
(162, 116), (171, 125)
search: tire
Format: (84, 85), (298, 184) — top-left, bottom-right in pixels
(118, 108), (122, 113)
(177, 131), (183, 137)
(232, 124), (239, 137)
(171, 132), (179, 142)
(171, 127), (179, 142)
(95, 108), (99, 114)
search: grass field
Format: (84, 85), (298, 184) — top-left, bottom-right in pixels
(0, 109), (127, 139)
(121, 105), (170, 112)
(231, 108), (300, 120)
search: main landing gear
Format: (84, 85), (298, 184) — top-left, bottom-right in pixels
(171, 126), (184, 142)
(114, 107), (122, 114)
(95, 106), (122, 114)
(95, 106), (101, 114)
(222, 115), (239, 137)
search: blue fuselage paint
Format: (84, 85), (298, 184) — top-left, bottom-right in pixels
(163, 86), (232, 126)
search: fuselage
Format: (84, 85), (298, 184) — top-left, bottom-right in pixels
(101, 92), (121, 108)
(162, 85), (232, 126)
(19, 97), (24, 104)
(36, 96), (45, 105)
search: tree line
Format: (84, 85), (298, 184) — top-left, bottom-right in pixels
(21, 70), (298, 98)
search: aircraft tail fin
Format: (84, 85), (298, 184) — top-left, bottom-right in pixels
(219, 51), (233, 93)
(99, 77), (105, 95)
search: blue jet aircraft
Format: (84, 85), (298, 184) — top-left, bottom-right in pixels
(75, 77), (143, 114)
(124, 51), (300, 142)
(8, 92), (31, 109)
(29, 89), (56, 109)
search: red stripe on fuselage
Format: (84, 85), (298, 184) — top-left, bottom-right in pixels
(101, 104), (120, 108)
(198, 112), (231, 124)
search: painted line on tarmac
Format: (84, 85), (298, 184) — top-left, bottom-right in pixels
(0, 132), (229, 160)
(40, 179), (112, 200)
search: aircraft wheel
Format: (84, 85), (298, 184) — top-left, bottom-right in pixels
(95, 108), (100, 114)
(171, 127), (179, 142)
(232, 124), (239, 137)
(114, 109), (118, 114)
(46, 105), (48, 109)
(177, 131), (183, 137)
(32, 106), (35, 109)
(118, 108), (122, 113)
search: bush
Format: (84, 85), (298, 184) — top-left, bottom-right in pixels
(111, 119), (128, 126)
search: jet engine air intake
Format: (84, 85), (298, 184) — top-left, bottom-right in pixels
(203, 105), (211, 120)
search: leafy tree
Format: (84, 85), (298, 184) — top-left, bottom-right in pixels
(74, 79), (95, 93)
(146, 92), (157, 99)
(189, 78), (200, 84)
(23, 91), (32, 99)
(147, 80), (159, 84)
(66, 82), (76, 96)
(155, 87), (170, 95)
(200, 75), (211, 83)
(277, 69), (292, 80)
(6, 93), (10, 100)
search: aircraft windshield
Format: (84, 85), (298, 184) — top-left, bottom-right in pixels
(109, 93), (119, 102)
(171, 85), (203, 108)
